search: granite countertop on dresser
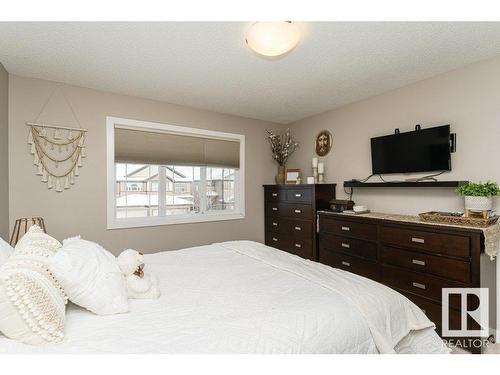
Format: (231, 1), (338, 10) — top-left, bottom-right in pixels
(318, 210), (500, 260)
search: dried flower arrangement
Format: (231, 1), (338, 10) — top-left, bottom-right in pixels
(265, 128), (300, 166)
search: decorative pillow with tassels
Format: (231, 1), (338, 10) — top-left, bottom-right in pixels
(0, 226), (67, 345)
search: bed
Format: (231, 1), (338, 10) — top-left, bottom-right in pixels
(0, 240), (448, 354)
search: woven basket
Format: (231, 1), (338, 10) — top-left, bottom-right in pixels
(419, 211), (499, 228)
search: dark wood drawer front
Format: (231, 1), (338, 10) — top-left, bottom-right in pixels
(265, 217), (281, 233)
(265, 232), (287, 249)
(265, 234), (313, 260)
(284, 219), (313, 239)
(282, 203), (314, 220)
(265, 203), (313, 220)
(380, 246), (471, 283)
(320, 218), (377, 241)
(265, 188), (286, 202)
(380, 226), (470, 259)
(285, 238), (314, 260)
(265, 218), (313, 238)
(286, 188), (313, 203)
(265, 203), (282, 218)
(320, 251), (378, 280)
(381, 265), (463, 307)
(320, 233), (377, 261)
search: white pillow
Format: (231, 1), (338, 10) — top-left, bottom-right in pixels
(50, 237), (129, 315)
(0, 226), (67, 345)
(12, 225), (61, 265)
(0, 237), (13, 267)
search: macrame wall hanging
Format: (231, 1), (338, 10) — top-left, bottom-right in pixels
(26, 86), (88, 192)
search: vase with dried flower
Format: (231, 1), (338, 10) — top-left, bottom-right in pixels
(265, 128), (299, 184)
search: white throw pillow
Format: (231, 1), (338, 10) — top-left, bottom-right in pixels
(0, 226), (67, 345)
(12, 225), (61, 265)
(0, 237), (13, 266)
(50, 237), (129, 315)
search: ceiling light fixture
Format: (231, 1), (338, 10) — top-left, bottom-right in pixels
(245, 22), (301, 57)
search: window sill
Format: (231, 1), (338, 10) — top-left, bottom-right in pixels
(107, 212), (245, 230)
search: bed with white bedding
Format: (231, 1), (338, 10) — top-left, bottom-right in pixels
(0, 240), (448, 354)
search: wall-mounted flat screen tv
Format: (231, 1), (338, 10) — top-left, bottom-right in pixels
(370, 125), (451, 174)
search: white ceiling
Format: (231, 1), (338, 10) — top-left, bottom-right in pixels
(1, 22), (500, 124)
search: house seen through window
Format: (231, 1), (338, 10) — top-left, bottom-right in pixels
(115, 164), (236, 218)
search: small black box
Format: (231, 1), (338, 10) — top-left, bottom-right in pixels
(329, 199), (355, 212)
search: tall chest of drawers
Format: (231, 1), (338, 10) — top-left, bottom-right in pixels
(263, 184), (335, 260)
(318, 211), (496, 349)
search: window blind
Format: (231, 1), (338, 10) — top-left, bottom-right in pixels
(114, 127), (240, 168)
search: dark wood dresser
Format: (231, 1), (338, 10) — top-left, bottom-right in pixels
(263, 184), (335, 260)
(318, 211), (496, 350)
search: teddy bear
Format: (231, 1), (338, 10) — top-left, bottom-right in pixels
(117, 249), (161, 299)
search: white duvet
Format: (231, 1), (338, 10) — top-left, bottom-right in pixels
(0, 240), (448, 354)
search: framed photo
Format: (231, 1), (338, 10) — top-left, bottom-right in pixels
(285, 168), (301, 184)
(315, 130), (333, 157)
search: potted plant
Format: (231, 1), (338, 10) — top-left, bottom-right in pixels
(265, 128), (299, 184)
(456, 181), (500, 212)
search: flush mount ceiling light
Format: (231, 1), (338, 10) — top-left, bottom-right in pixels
(245, 22), (301, 57)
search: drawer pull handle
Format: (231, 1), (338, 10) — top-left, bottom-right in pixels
(272, 207), (278, 211)
(272, 222), (278, 226)
(271, 193), (278, 197)
(294, 226), (302, 231)
(411, 237), (425, 244)
(295, 243), (302, 248)
(294, 209), (302, 214)
(341, 243), (350, 248)
(341, 226), (350, 231)
(412, 282), (426, 290)
(272, 237), (278, 242)
(295, 193), (302, 197)
(341, 261), (351, 267)
(412, 259), (426, 266)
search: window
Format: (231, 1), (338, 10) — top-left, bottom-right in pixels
(206, 167), (235, 211)
(116, 165), (158, 218)
(107, 117), (245, 229)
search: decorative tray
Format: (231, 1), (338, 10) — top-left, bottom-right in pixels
(418, 211), (499, 228)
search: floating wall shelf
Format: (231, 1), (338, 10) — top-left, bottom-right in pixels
(343, 180), (469, 188)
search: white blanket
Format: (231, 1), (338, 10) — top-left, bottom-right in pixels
(0, 240), (448, 354)
(220, 241), (442, 353)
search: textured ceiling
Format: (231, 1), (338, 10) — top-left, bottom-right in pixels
(1, 22), (500, 124)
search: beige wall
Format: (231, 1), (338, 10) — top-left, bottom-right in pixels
(0, 64), (8, 240)
(8, 55), (500, 252)
(287, 56), (500, 215)
(8, 75), (278, 254)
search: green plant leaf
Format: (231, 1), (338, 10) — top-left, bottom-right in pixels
(456, 181), (500, 197)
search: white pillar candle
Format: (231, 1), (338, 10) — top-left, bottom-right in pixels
(318, 162), (324, 173)
(312, 157), (318, 167)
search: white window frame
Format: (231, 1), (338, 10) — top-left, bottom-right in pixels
(106, 116), (245, 229)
